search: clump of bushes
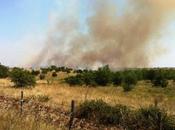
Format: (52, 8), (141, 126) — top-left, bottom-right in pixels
(131, 106), (175, 130)
(76, 100), (129, 125)
(151, 72), (168, 88)
(0, 64), (9, 78)
(77, 100), (175, 130)
(65, 66), (175, 91)
(112, 72), (123, 86)
(10, 68), (36, 88)
(94, 65), (112, 86)
(52, 72), (57, 77)
(65, 75), (83, 86)
(41, 68), (49, 74)
(31, 69), (40, 76)
(65, 65), (138, 91)
(122, 72), (137, 92)
(65, 65), (113, 87)
(39, 74), (45, 80)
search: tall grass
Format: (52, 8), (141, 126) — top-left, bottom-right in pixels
(0, 110), (57, 130)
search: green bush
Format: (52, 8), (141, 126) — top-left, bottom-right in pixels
(122, 83), (134, 92)
(0, 64), (9, 78)
(31, 70), (40, 76)
(65, 75), (83, 86)
(131, 106), (175, 130)
(76, 100), (175, 130)
(82, 71), (96, 86)
(152, 73), (168, 88)
(95, 65), (112, 86)
(10, 68), (36, 88)
(41, 68), (49, 74)
(112, 72), (122, 86)
(76, 100), (129, 125)
(122, 72), (137, 92)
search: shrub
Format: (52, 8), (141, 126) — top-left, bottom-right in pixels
(39, 74), (45, 80)
(31, 70), (40, 76)
(65, 75), (83, 86)
(122, 72), (137, 92)
(76, 100), (129, 125)
(50, 65), (57, 71)
(131, 106), (175, 130)
(52, 72), (57, 77)
(82, 71), (96, 86)
(152, 73), (168, 88)
(76, 100), (175, 130)
(95, 65), (112, 86)
(0, 64), (9, 78)
(41, 68), (49, 74)
(112, 72), (122, 86)
(122, 83), (134, 92)
(10, 68), (36, 88)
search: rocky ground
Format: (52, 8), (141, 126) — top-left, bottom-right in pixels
(0, 95), (122, 130)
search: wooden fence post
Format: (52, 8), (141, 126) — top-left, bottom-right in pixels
(20, 91), (24, 114)
(69, 100), (75, 130)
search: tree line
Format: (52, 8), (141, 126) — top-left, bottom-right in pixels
(65, 65), (175, 91)
(1, 63), (175, 90)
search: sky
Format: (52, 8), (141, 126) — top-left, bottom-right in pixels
(0, 0), (175, 67)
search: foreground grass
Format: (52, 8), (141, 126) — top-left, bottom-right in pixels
(0, 78), (175, 114)
(0, 110), (57, 130)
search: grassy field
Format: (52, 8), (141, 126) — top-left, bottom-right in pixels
(0, 72), (175, 114)
(0, 109), (58, 130)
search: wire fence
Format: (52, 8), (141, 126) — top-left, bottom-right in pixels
(0, 91), (76, 130)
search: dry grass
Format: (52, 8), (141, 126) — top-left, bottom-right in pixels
(0, 109), (59, 130)
(0, 76), (175, 114)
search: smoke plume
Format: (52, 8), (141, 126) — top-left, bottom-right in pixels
(30, 0), (175, 69)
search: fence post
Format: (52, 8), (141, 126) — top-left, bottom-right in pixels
(69, 100), (75, 130)
(20, 91), (24, 114)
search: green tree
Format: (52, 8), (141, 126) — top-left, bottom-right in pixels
(152, 73), (168, 88)
(10, 68), (36, 88)
(112, 72), (122, 86)
(95, 65), (112, 86)
(0, 64), (9, 78)
(31, 70), (40, 76)
(122, 72), (137, 92)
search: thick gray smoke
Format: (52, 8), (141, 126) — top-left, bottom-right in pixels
(30, 0), (175, 69)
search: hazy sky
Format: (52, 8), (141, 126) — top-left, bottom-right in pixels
(0, 0), (175, 67)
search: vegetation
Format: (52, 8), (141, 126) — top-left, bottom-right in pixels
(31, 69), (40, 76)
(0, 110), (56, 130)
(65, 66), (175, 91)
(52, 72), (57, 77)
(77, 100), (175, 130)
(41, 66), (72, 74)
(77, 100), (129, 125)
(1, 63), (175, 129)
(95, 65), (112, 86)
(65, 74), (83, 86)
(10, 68), (36, 88)
(39, 74), (45, 80)
(122, 72), (137, 92)
(0, 64), (9, 78)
